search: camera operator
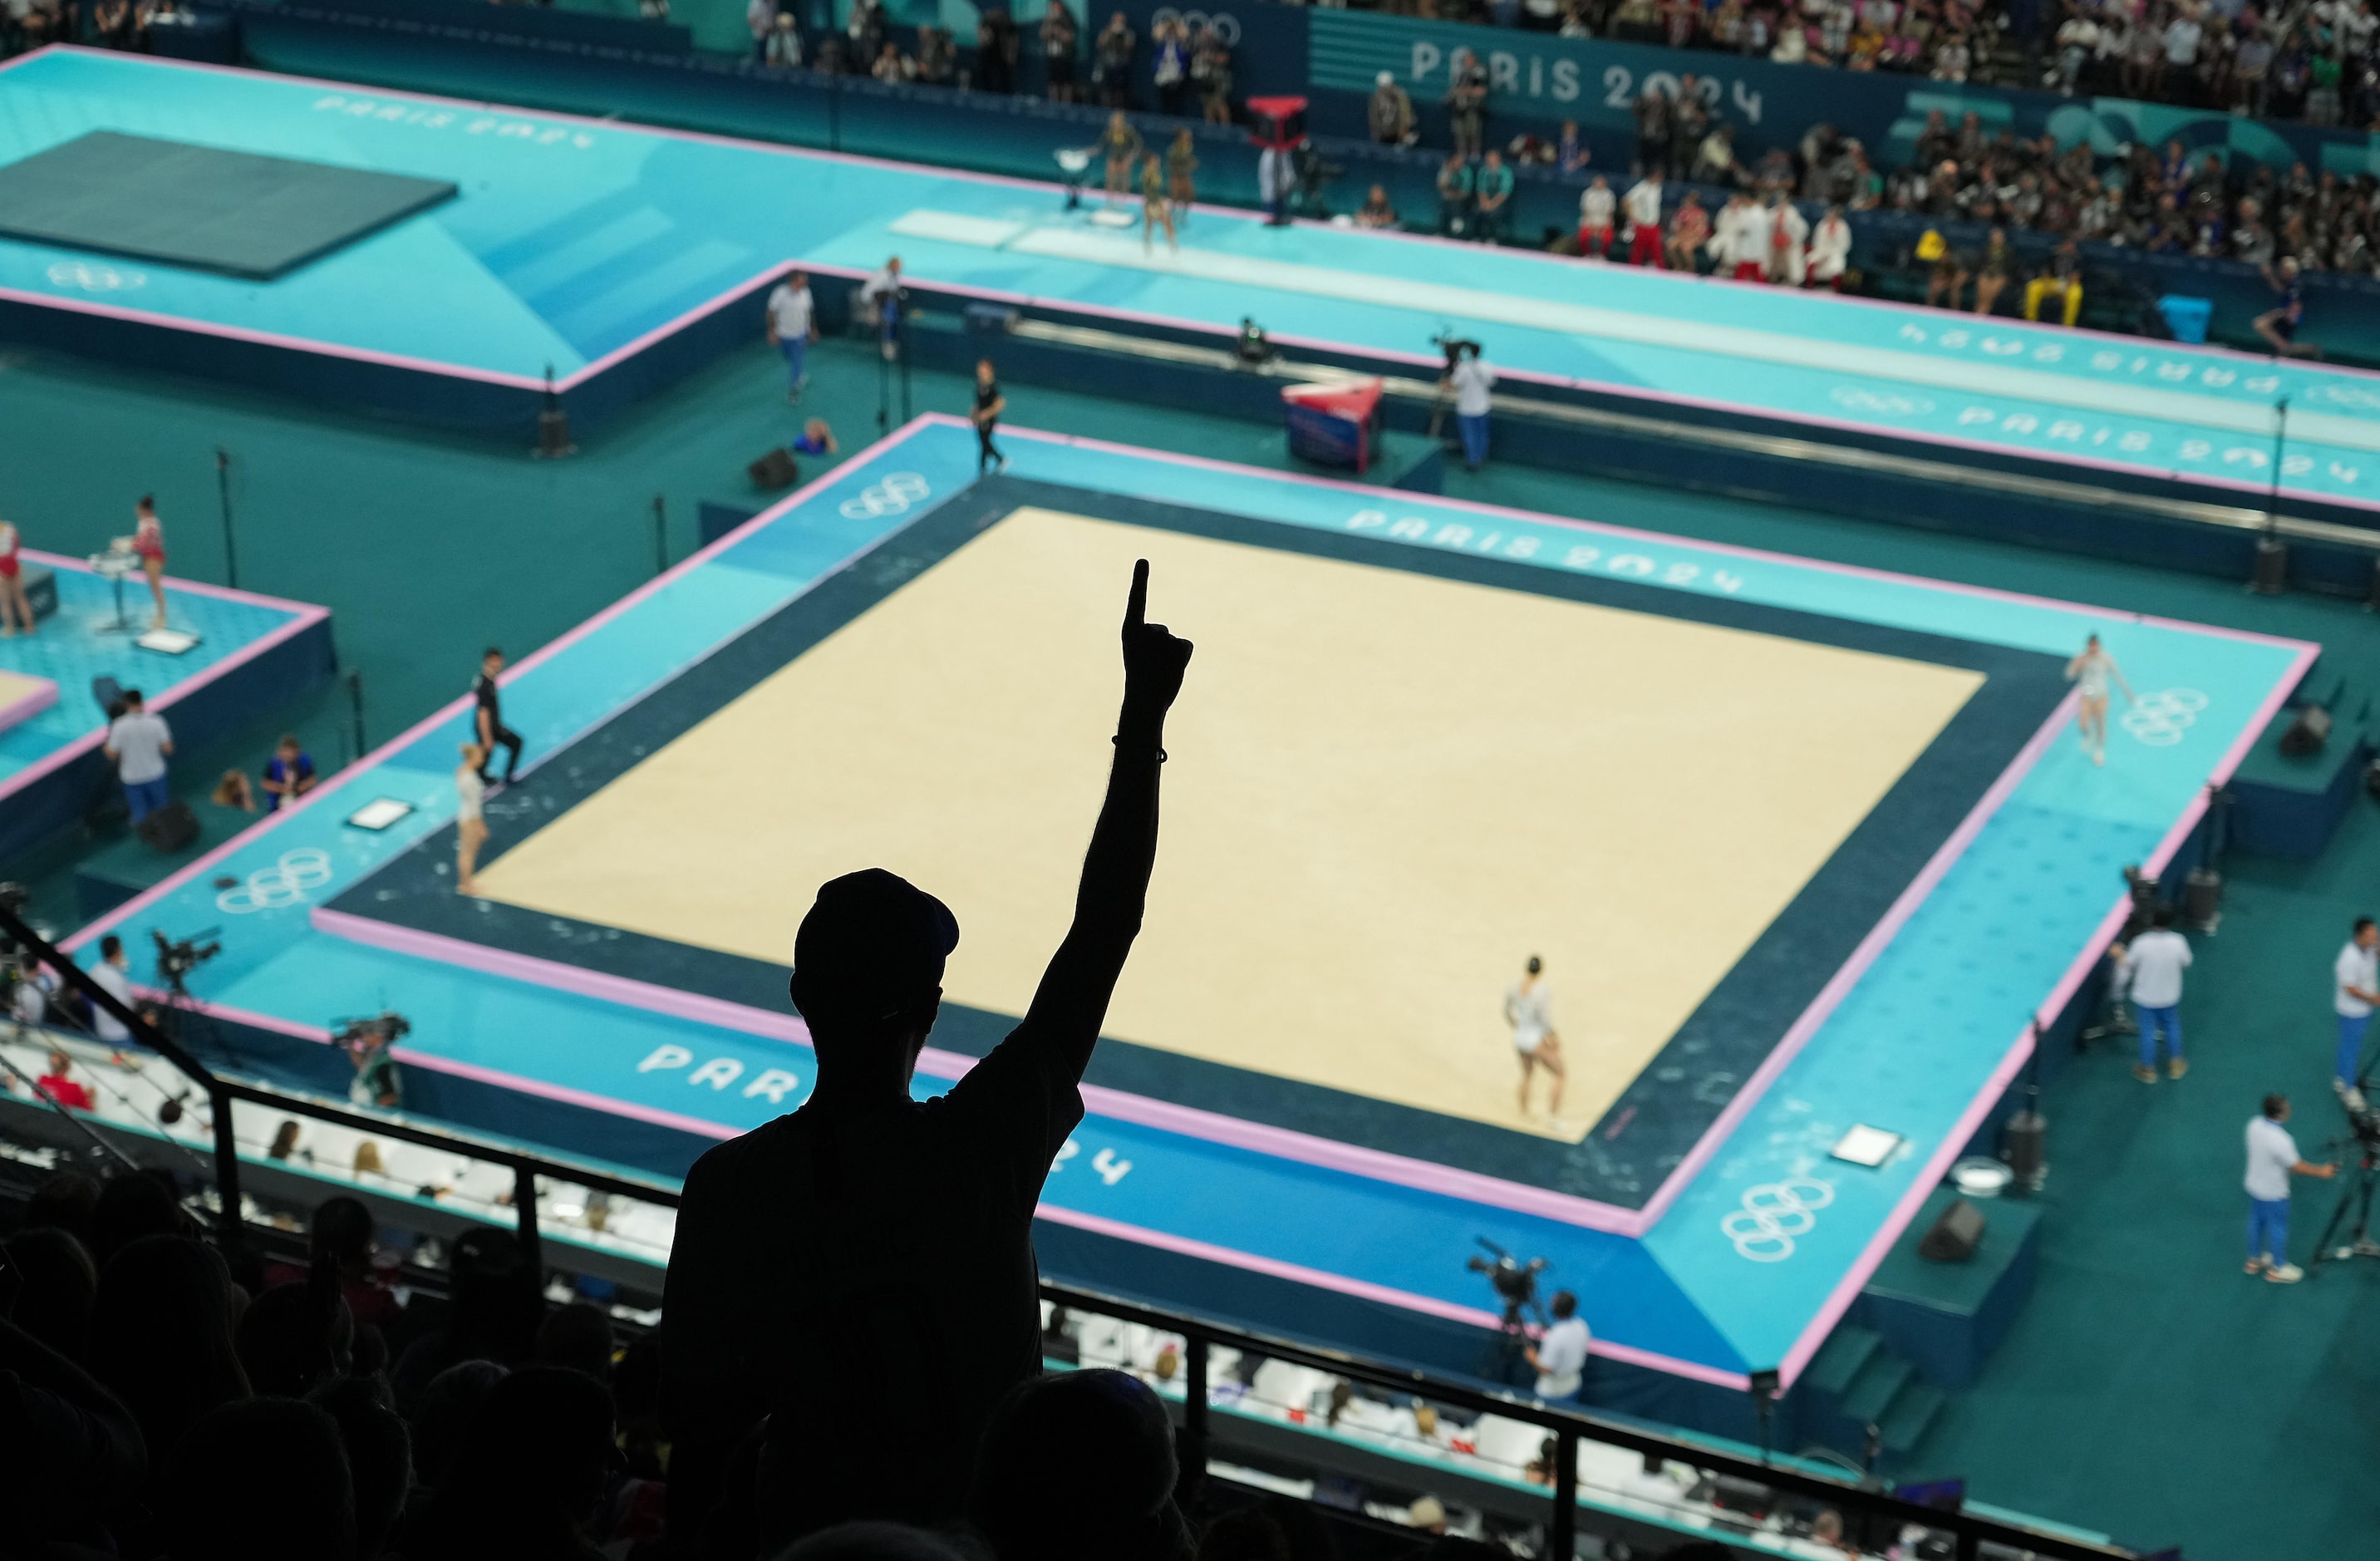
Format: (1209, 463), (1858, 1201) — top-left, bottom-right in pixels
(1439, 341), (1496, 473)
(1524, 1289), (1591, 1401)
(2333, 915), (2379, 1094)
(2246, 1093), (2334, 1284)
(2113, 905), (2190, 1083)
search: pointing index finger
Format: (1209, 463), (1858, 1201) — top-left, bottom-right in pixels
(1126, 559), (1149, 631)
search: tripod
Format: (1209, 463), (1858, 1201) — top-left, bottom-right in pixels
(875, 297), (913, 436)
(2307, 1137), (2380, 1273)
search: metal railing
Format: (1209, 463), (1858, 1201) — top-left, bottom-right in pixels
(1, 901), (2127, 1560)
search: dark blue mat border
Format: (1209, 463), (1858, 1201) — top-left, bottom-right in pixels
(325, 475), (2069, 1207)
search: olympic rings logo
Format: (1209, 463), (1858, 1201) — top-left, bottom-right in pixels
(47, 261), (144, 292)
(838, 472), (932, 520)
(1831, 387), (1935, 416)
(215, 849), (335, 914)
(2122, 687), (2209, 747)
(1152, 6), (1240, 43)
(1720, 1178), (1834, 1262)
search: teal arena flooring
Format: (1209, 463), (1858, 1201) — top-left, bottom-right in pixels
(0, 47), (2378, 506)
(59, 419), (2309, 1395)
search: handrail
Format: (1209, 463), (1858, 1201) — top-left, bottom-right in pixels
(2, 901), (2120, 1557)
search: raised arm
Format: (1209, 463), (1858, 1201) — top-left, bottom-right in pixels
(1015, 559), (1193, 1078)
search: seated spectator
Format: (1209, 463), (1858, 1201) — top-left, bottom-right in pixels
(1919, 229), (1969, 308)
(871, 41), (913, 82)
(1807, 204), (1853, 288)
(90, 1237), (250, 1499)
(391, 1227), (543, 1412)
(5, 1225), (98, 1361)
(2024, 236), (2087, 324)
(211, 768), (258, 811)
(162, 1398), (355, 1561)
(661, 566), (1191, 1547)
(236, 1270), (356, 1399)
(312, 1376), (412, 1561)
(2255, 255), (2323, 357)
(1556, 117), (1589, 173)
(1355, 184), (1400, 229)
(261, 733), (317, 811)
(966, 1369), (1194, 1561)
(91, 1168), (189, 1265)
(0, 1314), (147, 1554)
(1690, 122), (1747, 187)
(36, 1048), (93, 1110)
(536, 1300), (617, 1387)
(407, 1359), (509, 1499)
(845, 0), (884, 68)
(410, 1365), (621, 1561)
(23, 1168), (101, 1246)
(1974, 225), (2018, 313)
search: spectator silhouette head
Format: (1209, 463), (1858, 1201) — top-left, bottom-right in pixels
(312, 1376), (412, 1560)
(3, 1224), (98, 1360)
(25, 1167), (101, 1244)
(91, 1167), (189, 1267)
(91, 1235), (250, 1459)
(312, 1194), (376, 1278)
(537, 1299), (617, 1389)
(1196, 1509), (1290, 1561)
(967, 1367), (1192, 1561)
(444, 1228), (545, 1365)
(787, 868), (960, 1093)
(420, 1364), (621, 1559)
(778, 1523), (974, 1559)
(410, 1359), (508, 1488)
(238, 1266), (356, 1398)
(161, 1397), (354, 1561)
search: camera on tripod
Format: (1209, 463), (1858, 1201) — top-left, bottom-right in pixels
(1466, 1236), (1550, 1334)
(333, 1012), (412, 1051)
(152, 928), (222, 988)
(1432, 331), (1482, 368)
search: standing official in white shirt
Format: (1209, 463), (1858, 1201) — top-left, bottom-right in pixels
(2245, 1094), (2333, 1283)
(1525, 1289), (1592, 1400)
(2333, 917), (2380, 1091)
(765, 271), (817, 403)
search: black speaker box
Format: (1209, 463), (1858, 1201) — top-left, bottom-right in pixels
(1918, 1197), (1986, 1263)
(748, 448), (800, 490)
(136, 800), (200, 853)
(2279, 704), (2332, 757)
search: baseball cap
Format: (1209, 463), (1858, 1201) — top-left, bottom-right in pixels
(791, 869), (960, 1023)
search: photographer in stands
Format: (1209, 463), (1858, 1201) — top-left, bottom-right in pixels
(1368, 70), (1416, 146)
(662, 560), (1193, 1548)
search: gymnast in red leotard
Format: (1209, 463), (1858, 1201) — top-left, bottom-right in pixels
(0, 517), (31, 638)
(130, 495), (167, 630)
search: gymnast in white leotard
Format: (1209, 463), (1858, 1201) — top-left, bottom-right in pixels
(1505, 954), (1567, 1125)
(2064, 633), (2134, 768)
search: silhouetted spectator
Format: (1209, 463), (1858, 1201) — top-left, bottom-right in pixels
(237, 1271), (355, 1399)
(967, 1369), (1193, 1561)
(3, 1224), (98, 1361)
(391, 1227), (543, 1413)
(783, 1524), (976, 1559)
(406, 1359), (508, 1494)
(0, 1314), (147, 1554)
(90, 1236), (250, 1465)
(1040, 0), (1079, 101)
(664, 563), (1193, 1547)
(1093, 10), (1135, 106)
(268, 1195), (400, 1332)
(536, 1300), (617, 1390)
(412, 1365), (620, 1561)
(90, 1167), (189, 1268)
(312, 1376), (412, 1560)
(1199, 1508), (1292, 1561)
(161, 1397), (355, 1561)
(22, 1167), (100, 1246)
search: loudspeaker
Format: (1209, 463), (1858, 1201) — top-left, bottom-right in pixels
(136, 800), (200, 853)
(748, 448), (800, 490)
(2279, 704), (2333, 757)
(1918, 1197), (1986, 1263)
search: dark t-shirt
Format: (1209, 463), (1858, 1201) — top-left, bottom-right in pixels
(473, 672), (501, 729)
(664, 1020), (1084, 1536)
(973, 379), (1001, 420)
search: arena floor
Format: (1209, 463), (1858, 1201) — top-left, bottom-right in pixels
(4, 47), (2380, 505)
(61, 419), (2314, 1392)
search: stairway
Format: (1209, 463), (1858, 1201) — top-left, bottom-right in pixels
(1797, 1324), (1948, 1471)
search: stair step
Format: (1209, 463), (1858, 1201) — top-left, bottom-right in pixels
(1840, 1354), (1915, 1428)
(1802, 1326), (1884, 1399)
(1878, 1381), (1947, 1455)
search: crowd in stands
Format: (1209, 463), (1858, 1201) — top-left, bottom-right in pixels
(1366, 0), (2380, 129)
